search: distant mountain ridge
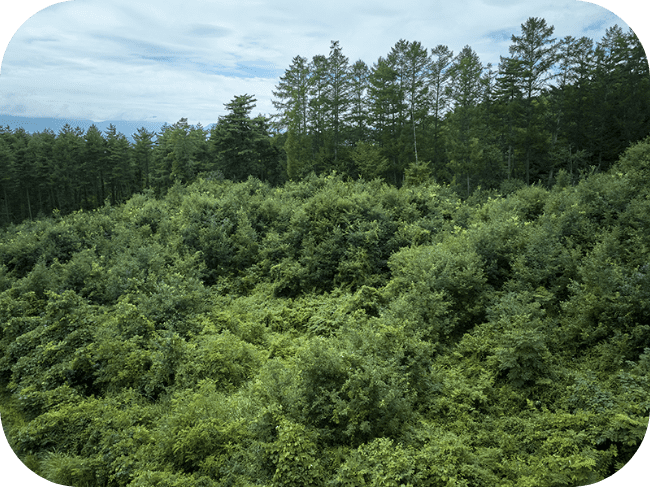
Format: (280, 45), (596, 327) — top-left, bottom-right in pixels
(0, 114), (180, 140)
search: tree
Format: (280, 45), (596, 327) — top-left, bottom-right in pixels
(133, 127), (155, 189)
(509, 17), (557, 184)
(446, 45), (485, 195)
(169, 119), (196, 184)
(545, 36), (595, 182)
(325, 40), (351, 165)
(52, 124), (85, 211)
(367, 57), (406, 184)
(390, 40), (430, 165)
(211, 94), (280, 182)
(308, 54), (331, 171)
(284, 114), (312, 180)
(347, 59), (370, 146)
(10, 128), (36, 220)
(0, 128), (15, 223)
(272, 55), (311, 135)
(104, 124), (133, 204)
(427, 45), (454, 172)
(83, 124), (107, 207)
(25, 130), (56, 216)
(351, 141), (390, 180)
(588, 26), (650, 170)
(494, 56), (525, 180)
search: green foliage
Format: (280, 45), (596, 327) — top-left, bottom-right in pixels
(486, 292), (554, 387)
(175, 330), (265, 391)
(1, 137), (650, 486)
(385, 236), (488, 341)
(270, 419), (322, 486)
(351, 142), (390, 180)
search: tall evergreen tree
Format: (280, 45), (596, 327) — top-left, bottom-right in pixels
(10, 128), (35, 220)
(508, 17), (557, 183)
(272, 55), (311, 135)
(367, 57), (406, 184)
(547, 36), (595, 181)
(84, 124), (107, 207)
(396, 40), (430, 164)
(590, 26), (650, 169)
(325, 40), (351, 165)
(104, 124), (133, 204)
(169, 119), (196, 184)
(348, 59), (370, 146)
(427, 45), (454, 172)
(308, 54), (331, 170)
(446, 45), (485, 194)
(53, 124), (85, 211)
(211, 94), (280, 182)
(0, 128), (15, 223)
(494, 56), (525, 179)
(27, 129), (56, 216)
(133, 127), (155, 190)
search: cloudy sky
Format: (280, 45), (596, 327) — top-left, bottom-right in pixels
(0, 0), (647, 127)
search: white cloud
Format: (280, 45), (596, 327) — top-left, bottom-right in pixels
(0, 0), (645, 127)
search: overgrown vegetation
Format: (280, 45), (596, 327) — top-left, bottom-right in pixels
(1, 135), (649, 486)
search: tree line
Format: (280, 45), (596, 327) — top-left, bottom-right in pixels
(0, 17), (648, 227)
(273, 18), (649, 190)
(0, 95), (284, 226)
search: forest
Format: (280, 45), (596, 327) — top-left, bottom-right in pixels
(0, 134), (649, 486)
(0, 16), (649, 487)
(0, 19), (649, 226)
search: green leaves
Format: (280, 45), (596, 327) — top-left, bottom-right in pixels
(1, 138), (650, 485)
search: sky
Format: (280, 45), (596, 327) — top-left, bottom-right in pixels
(0, 0), (647, 128)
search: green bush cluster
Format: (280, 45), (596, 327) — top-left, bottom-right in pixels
(1, 138), (650, 486)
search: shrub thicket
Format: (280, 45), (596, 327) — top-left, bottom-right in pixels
(1, 138), (650, 486)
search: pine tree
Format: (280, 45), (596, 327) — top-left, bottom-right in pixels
(446, 45), (485, 194)
(325, 41), (351, 165)
(427, 45), (454, 172)
(0, 128), (15, 223)
(272, 55), (311, 135)
(25, 129), (56, 216)
(348, 59), (370, 146)
(494, 56), (525, 179)
(308, 54), (330, 170)
(53, 124), (84, 211)
(508, 17), (557, 184)
(211, 94), (280, 182)
(104, 124), (133, 203)
(84, 124), (107, 207)
(133, 127), (155, 190)
(393, 40), (430, 164)
(368, 57), (406, 184)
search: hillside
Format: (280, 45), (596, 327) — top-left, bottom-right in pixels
(1, 137), (649, 486)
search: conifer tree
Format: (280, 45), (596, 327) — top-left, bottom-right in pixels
(84, 124), (107, 206)
(325, 40), (351, 164)
(508, 17), (557, 183)
(272, 55), (311, 135)
(427, 45), (454, 171)
(133, 127), (155, 189)
(308, 54), (330, 170)
(368, 57), (406, 184)
(446, 45), (484, 194)
(348, 59), (370, 145)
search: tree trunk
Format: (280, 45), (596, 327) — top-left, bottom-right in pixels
(26, 189), (32, 220)
(3, 187), (10, 223)
(507, 145), (512, 179)
(526, 147), (530, 185)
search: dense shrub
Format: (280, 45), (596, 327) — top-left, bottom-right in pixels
(1, 139), (650, 486)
